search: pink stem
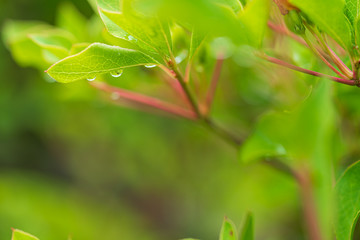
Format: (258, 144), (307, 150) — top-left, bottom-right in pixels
(268, 21), (307, 46)
(90, 81), (197, 120)
(327, 46), (352, 74)
(302, 36), (348, 79)
(267, 22), (329, 60)
(262, 54), (356, 86)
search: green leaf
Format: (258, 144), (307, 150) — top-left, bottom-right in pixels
(97, 0), (128, 39)
(2, 20), (53, 68)
(240, 81), (334, 163)
(344, 0), (360, 25)
(101, 27), (145, 52)
(153, 0), (249, 45)
(11, 229), (39, 240)
(29, 30), (74, 50)
(239, 213), (253, 240)
(289, 0), (353, 51)
(239, 115), (287, 163)
(97, 0), (164, 63)
(214, 0), (244, 13)
(56, 2), (88, 41)
(188, 28), (206, 63)
(238, 0), (270, 48)
(240, 81), (335, 238)
(356, 17), (360, 46)
(69, 43), (91, 55)
(29, 29), (75, 61)
(46, 43), (159, 83)
(101, 3), (172, 58)
(335, 160), (360, 240)
(219, 217), (237, 240)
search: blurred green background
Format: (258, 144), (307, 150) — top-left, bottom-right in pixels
(1, 0), (348, 239)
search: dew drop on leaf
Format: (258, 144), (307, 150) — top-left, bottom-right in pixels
(175, 56), (182, 64)
(127, 35), (137, 42)
(175, 50), (188, 64)
(87, 76), (96, 81)
(144, 64), (156, 68)
(110, 70), (123, 78)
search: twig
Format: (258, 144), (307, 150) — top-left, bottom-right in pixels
(302, 35), (348, 79)
(305, 24), (352, 78)
(202, 118), (243, 147)
(263, 158), (296, 178)
(260, 54), (355, 86)
(268, 21), (307, 46)
(90, 81), (197, 120)
(268, 22), (330, 60)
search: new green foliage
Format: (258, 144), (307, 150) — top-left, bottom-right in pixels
(56, 2), (89, 42)
(188, 28), (206, 63)
(239, 213), (253, 240)
(240, 81), (335, 164)
(238, 0), (270, 47)
(344, 0), (360, 25)
(219, 217), (238, 240)
(214, 0), (244, 13)
(2, 21), (52, 68)
(46, 43), (159, 83)
(335, 160), (360, 240)
(99, 0), (172, 58)
(11, 230), (39, 240)
(240, 81), (336, 238)
(289, 0), (353, 51)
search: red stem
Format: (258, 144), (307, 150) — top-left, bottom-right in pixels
(90, 81), (197, 120)
(261, 54), (356, 86)
(267, 22), (329, 59)
(327, 45), (352, 76)
(302, 36), (348, 79)
(268, 21), (307, 46)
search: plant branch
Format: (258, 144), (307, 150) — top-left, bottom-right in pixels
(326, 44), (353, 78)
(302, 34), (348, 79)
(259, 53), (356, 86)
(263, 158), (296, 178)
(268, 21), (307, 46)
(202, 118), (243, 147)
(268, 22), (329, 59)
(168, 61), (202, 118)
(90, 81), (197, 120)
(161, 60), (298, 178)
(304, 23), (352, 78)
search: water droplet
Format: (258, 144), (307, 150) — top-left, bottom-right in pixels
(175, 56), (182, 64)
(175, 51), (188, 64)
(111, 92), (120, 100)
(110, 70), (123, 78)
(144, 64), (156, 68)
(127, 35), (137, 42)
(87, 76), (96, 81)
